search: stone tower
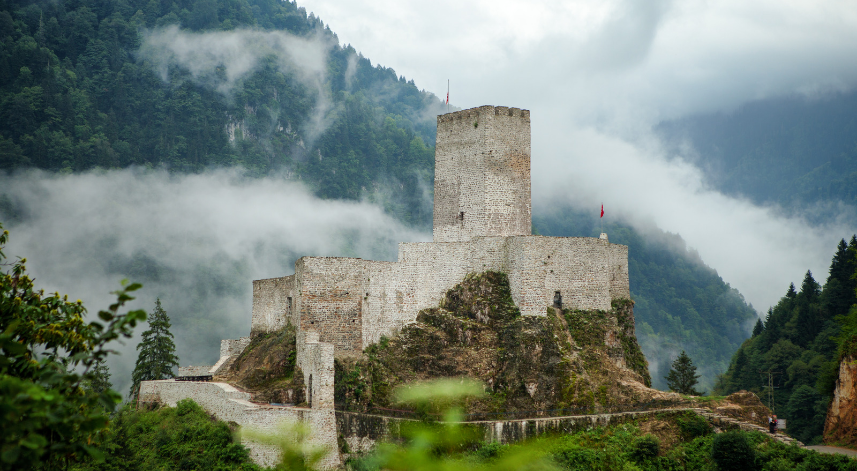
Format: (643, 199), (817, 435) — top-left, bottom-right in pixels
(433, 106), (532, 243)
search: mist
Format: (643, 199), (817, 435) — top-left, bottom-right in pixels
(299, 0), (857, 313)
(139, 25), (336, 145)
(0, 168), (429, 397)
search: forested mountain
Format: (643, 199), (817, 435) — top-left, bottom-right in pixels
(534, 207), (758, 392)
(715, 236), (857, 444)
(0, 0), (765, 397)
(657, 92), (857, 224)
(0, 0), (439, 226)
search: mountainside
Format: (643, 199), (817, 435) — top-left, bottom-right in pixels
(534, 206), (758, 393)
(716, 236), (857, 445)
(0, 0), (439, 226)
(656, 91), (857, 224)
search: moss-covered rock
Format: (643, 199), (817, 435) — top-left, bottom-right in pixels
(335, 271), (657, 416)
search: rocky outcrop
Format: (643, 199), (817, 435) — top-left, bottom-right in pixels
(334, 271), (662, 417)
(825, 354), (857, 446)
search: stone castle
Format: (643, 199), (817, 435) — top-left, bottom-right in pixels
(142, 105), (631, 468)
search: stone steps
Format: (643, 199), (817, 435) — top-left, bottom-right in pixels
(691, 408), (804, 447)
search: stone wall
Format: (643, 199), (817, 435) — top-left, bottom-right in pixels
(177, 366), (212, 377)
(251, 276), (294, 334)
(210, 337), (252, 374)
(434, 106), (531, 243)
(294, 257), (373, 354)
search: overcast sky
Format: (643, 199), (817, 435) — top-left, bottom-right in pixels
(302, 0), (857, 312)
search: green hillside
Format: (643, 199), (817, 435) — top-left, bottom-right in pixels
(534, 207), (758, 392)
(0, 0), (438, 226)
(656, 92), (857, 223)
(715, 236), (857, 444)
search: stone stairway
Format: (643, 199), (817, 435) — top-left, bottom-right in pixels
(692, 408), (804, 447)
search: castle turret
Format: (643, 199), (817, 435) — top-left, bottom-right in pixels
(433, 106), (532, 243)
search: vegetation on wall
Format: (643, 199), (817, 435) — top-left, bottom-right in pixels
(715, 235), (857, 445)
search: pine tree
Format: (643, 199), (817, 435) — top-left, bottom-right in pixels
(786, 282), (797, 298)
(89, 360), (113, 395)
(665, 351), (704, 396)
(130, 299), (179, 399)
(752, 318), (764, 337)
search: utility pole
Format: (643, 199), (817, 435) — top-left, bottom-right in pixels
(759, 369), (782, 413)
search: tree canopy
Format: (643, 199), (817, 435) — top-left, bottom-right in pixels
(0, 223), (145, 469)
(715, 235), (857, 444)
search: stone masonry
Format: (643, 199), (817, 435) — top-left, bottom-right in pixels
(150, 105), (632, 468)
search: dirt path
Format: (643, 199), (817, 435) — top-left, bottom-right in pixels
(806, 446), (857, 458)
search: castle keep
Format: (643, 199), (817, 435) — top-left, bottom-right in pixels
(143, 105), (631, 468)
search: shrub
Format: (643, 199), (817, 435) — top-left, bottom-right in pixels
(628, 435), (660, 463)
(711, 431), (756, 471)
(677, 413), (713, 440)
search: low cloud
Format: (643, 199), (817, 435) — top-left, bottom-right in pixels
(0, 168), (429, 397)
(139, 26), (336, 145)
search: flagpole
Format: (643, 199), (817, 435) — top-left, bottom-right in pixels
(447, 79), (449, 113)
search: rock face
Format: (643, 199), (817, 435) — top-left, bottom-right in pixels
(334, 271), (663, 417)
(825, 354), (857, 446)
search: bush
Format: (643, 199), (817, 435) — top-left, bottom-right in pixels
(628, 435), (660, 463)
(711, 431), (756, 471)
(677, 413), (713, 440)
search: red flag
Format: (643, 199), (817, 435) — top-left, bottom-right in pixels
(600, 204), (604, 218)
(446, 91), (449, 104)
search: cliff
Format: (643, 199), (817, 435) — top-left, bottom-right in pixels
(333, 271), (668, 417)
(825, 350), (857, 447)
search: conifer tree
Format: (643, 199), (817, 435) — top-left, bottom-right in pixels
(89, 360), (113, 395)
(665, 351), (704, 396)
(130, 299), (179, 399)
(752, 318), (764, 337)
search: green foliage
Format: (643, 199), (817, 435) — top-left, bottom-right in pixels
(129, 298), (178, 399)
(710, 431), (756, 471)
(628, 434), (660, 464)
(666, 351), (705, 396)
(0, 222), (145, 469)
(75, 399), (259, 470)
(534, 206), (758, 393)
(676, 412), (713, 440)
(717, 235), (857, 444)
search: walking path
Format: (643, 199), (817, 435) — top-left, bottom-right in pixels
(806, 446), (857, 458)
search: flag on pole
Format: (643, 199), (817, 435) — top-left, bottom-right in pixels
(446, 91), (449, 104)
(600, 204), (604, 218)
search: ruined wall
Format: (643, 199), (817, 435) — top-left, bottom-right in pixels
(251, 276), (295, 334)
(434, 106), (531, 243)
